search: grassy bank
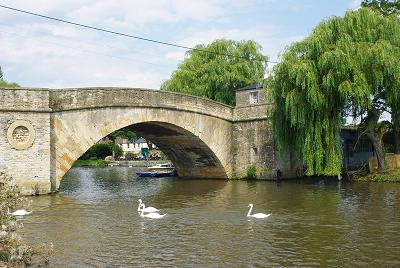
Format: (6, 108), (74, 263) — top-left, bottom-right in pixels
(73, 159), (108, 167)
(353, 168), (400, 183)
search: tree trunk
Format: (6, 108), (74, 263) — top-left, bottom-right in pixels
(394, 119), (400, 154)
(365, 107), (387, 172)
(367, 134), (386, 171)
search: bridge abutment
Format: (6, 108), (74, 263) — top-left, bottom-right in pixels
(0, 89), (52, 194)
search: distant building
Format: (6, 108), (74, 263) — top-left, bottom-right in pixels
(114, 137), (161, 159)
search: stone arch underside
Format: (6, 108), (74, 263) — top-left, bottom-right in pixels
(131, 122), (226, 179)
(51, 107), (233, 191)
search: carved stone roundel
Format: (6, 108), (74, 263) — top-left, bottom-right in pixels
(7, 120), (35, 150)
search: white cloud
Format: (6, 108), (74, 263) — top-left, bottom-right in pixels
(350, 0), (362, 10)
(0, 1), (353, 89)
(174, 26), (303, 63)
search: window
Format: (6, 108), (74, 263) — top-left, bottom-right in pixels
(249, 91), (260, 104)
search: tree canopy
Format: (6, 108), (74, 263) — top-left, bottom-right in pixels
(161, 39), (267, 106)
(361, 0), (400, 16)
(270, 8), (400, 176)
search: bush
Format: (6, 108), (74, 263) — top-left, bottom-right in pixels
(0, 250), (10, 262)
(246, 165), (257, 179)
(125, 152), (135, 160)
(0, 171), (52, 266)
(112, 144), (123, 159)
(80, 143), (113, 160)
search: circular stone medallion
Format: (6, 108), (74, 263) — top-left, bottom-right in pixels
(7, 120), (35, 150)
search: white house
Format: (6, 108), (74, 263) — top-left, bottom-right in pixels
(115, 137), (149, 156)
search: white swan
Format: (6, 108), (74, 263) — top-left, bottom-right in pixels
(8, 208), (32, 216)
(137, 199), (159, 213)
(139, 209), (167, 219)
(247, 204), (271, 219)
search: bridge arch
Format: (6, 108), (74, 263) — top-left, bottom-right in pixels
(50, 88), (234, 191)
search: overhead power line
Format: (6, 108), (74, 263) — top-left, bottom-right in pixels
(0, 4), (279, 64)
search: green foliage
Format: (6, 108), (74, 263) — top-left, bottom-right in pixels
(270, 8), (400, 176)
(0, 80), (19, 88)
(125, 152), (135, 160)
(0, 250), (10, 262)
(0, 66), (19, 88)
(112, 144), (123, 159)
(108, 129), (137, 141)
(0, 171), (52, 265)
(161, 39), (267, 106)
(357, 168), (400, 182)
(362, 0), (400, 16)
(80, 143), (113, 160)
(246, 165), (257, 179)
(73, 159), (108, 167)
(159, 151), (169, 161)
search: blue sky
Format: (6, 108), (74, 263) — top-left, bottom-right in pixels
(0, 0), (361, 89)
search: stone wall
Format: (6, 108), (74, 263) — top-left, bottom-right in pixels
(0, 88), (51, 195)
(235, 88), (272, 108)
(232, 102), (276, 179)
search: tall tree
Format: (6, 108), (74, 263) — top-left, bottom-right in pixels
(362, 0), (400, 153)
(271, 8), (400, 175)
(161, 39), (267, 106)
(361, 0), (400, 16)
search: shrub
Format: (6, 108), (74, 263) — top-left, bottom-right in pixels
(125, 152), (135, 160)
(246, 165), (257, 179)
(0, 250), (10, 262)
(0, 171), (52, 266)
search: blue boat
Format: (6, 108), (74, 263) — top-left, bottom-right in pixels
(136, 169), (177, 177)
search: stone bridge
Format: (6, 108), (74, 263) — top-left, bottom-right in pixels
(0, 87), (278, 195)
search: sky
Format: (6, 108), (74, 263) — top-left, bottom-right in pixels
(0, 0), (362, 89)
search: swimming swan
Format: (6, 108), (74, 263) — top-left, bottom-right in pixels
(139, 209), (167, 219)
(137, 199), (159, 213)
(8, 208), (32, 216)
(247, 204), (271, 219)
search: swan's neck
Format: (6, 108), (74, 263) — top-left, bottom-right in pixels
(247, 205), (253, 216)
(138, 200), (143, 211)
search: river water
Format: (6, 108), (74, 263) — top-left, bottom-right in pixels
(21, 166), (400, 267)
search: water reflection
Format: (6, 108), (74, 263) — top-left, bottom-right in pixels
(20, 167), (400, 267)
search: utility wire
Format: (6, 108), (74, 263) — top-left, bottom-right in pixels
(0, 4), (279, 64)
(0, 22), (177, 69)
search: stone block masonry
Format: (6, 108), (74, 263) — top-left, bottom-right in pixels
(0, 89), (51, 194)
(1, 87), (281, 195)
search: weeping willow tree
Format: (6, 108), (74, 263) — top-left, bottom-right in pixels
(271, 8), (400, 175)
(161, 39), (267, 106)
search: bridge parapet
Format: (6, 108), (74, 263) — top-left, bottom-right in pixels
(0, 88), (51, 112)
(49, 88), (234, 121)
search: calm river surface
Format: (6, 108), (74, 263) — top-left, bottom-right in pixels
(21, 166), (400, 267)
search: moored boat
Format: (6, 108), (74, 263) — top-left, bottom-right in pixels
(136, 169), (177, 177)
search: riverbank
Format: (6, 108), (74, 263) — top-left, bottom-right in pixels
(73, 159), (108, 167)
(351, 168), (400, 183)
(73, 159), (171, 168)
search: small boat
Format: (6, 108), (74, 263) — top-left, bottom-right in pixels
(148, 163), (174, 170)
(136, 169), (177, 177)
